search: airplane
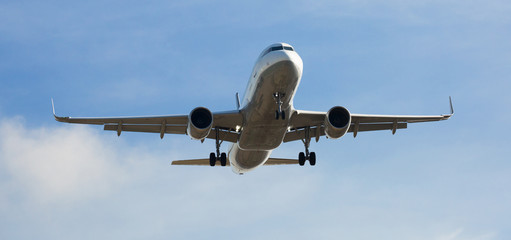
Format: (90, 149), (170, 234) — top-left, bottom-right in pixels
(53, 42), (453, 175)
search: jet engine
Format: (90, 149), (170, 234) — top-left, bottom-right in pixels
(187, 107), (213, 140)
(324, 106), (351, 139)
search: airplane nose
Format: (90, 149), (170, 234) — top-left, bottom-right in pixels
(272, 50), (303, 74)
(274, 50), (294, 61)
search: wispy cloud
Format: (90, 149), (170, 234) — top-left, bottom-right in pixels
(0, 116), (322, 238)
(1, 115), (507, 240)
(0, 117), (129, 204)
(437, 228), (464, 240)
(435, 228), (497, 240)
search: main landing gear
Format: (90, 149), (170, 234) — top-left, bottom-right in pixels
(273, 92), (286, 120)
(299, 127), (316, 166)
(209, 128), (227, 167)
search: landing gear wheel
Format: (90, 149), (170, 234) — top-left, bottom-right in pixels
(309, 152), (316, 166)
(275, 110), (280, 120)
(281, 111), (285, 120)
(299, 127), (316, 166)
(298, 152), (305, 166)
(220, 152), (227, 166)
(209, 152), (216, 166)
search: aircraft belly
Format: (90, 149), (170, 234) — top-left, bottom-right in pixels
(238, 60), (300, 151)
(229, 144), (271, 174)
(238, 125), (286, 150)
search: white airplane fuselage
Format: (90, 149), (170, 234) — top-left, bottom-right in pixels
(228, 43), (303, 174)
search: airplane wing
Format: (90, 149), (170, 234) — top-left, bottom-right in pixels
(285, 97), (454, 142)
(171, 157), (298, 166)
(52, 100), (242, 143)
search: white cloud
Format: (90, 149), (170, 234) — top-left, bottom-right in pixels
(0, 115), (507, 240)
(0, 116), (323, 239)
(0, 117), (130, 204)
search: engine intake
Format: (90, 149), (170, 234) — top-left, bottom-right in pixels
(187, 107), (213, 140)
(324, 106), (351, 139)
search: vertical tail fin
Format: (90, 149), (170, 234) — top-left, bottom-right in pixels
(235, 92), (240, 110)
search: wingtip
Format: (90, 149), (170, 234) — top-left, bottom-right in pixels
(441, 96), (454, 120)
(51, 98), (69, 122)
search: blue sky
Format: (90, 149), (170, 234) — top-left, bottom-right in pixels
(1, 0), (510, 239)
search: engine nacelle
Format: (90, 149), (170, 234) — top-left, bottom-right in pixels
(187, 107), (213, 140)
(324, 106), (351, 139)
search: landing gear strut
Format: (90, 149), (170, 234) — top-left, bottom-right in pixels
(209, 128), (227, 166)
(299, 126), (316, 166)
(273, 92), (286, 120)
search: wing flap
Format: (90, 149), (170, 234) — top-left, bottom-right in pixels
(284, 126), (324, 143)
(104, 125), (239, 143)
(104, 124), (187, 134)
(351, 114), (451, 123)
(352, 122), (407, 132)
(283, 123), (408, 142)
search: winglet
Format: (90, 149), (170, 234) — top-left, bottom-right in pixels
(441, 96), (454, 120)
(51, 98), (69, 122)
(449, 96), (454, 115)
(51, 98), (56, 116)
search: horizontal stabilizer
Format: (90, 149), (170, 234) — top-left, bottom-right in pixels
(171, 158), (298, 166)
(171, 158), (212, 166)
(264, 158), (299, 165)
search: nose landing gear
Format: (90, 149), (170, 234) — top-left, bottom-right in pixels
(273, 92), (286, 120)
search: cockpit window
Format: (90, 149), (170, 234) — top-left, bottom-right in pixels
(262, 45), (294, 57)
